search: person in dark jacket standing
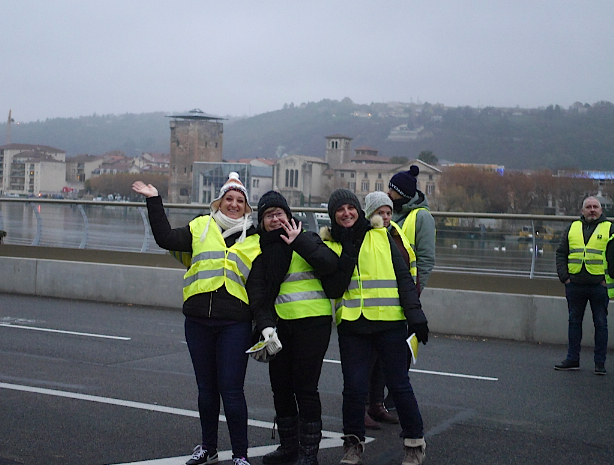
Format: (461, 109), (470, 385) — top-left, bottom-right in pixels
(555, 196), (614, 375)
(320, 189), (428, 465)
(247, 191), (339, 465)
(132, 173), (276, 465)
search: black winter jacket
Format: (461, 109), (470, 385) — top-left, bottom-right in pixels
(246, 230), (339, 332)
(146, 196), (260, 323)
(555, 214), (614, 285)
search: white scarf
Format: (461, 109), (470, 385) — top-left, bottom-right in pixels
(199, 210), (253, 244)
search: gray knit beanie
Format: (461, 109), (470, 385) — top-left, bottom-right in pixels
(327, 189), (362, 220)
(364, 191), (393, 219)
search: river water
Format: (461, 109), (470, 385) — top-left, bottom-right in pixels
(0, 201), (558, 277)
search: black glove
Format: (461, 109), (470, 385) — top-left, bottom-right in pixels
(409, 322), (429, 345)
(335, 225), (357, 257)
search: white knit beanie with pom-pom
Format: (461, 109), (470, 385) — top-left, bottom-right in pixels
(209, 171), (252, 213)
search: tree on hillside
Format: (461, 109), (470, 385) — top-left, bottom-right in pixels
(390, 156), (409, 165)
(417, 150), (438, 165)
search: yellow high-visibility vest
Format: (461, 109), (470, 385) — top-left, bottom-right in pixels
(183, 216), (261, 303)
(568, 220), (614, 297)
(400, 207), (428, 252)
(274, 252), (332, 319)
(325, 228), (404, 325)
(390, 221), (417, 279)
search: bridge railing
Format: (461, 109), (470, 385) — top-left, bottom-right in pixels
(0, 198), (577, 279)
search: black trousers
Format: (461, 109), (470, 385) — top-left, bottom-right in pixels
(268, 317), (332, 422)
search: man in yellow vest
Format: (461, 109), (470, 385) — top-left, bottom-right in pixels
(555, 196), (614, 375)
(388, 165), (435, 294)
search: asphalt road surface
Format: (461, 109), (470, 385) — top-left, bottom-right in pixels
(1, 293), (613, 465)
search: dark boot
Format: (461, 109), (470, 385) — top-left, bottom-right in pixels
(295, 419), (322, 465)
(262, 416), (299, 465)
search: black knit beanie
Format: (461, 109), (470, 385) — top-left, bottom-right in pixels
(389, 165), (420, 199)
(327, 188), (362, 220)
(257, 190), (292, 224)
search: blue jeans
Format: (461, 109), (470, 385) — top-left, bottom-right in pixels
(185, 318), (252, 458)
(565, 282), (609, 364)
(338, 324), (424, 441)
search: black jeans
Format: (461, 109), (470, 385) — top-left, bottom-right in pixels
(185, 318), (252, 458)
(339, 324), (424, 441)
(565, 282), (609, 364)
(268, 318), (332, 422)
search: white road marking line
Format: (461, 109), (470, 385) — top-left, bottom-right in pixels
(0, 382), (373, 464)
(323, 359), (498, 381)
(409, 368), (498, 381)
(0, 323), (131, 340)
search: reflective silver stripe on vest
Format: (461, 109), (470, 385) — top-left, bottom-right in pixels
(183, 269), (224, 287)
(226, 269), (246, 286)
(585, 248), (604, 255)
(275, 290), (328, 305)
(363, 297), (401, 307)
(410, 261), (417, 268)
(347, 279), (397, 290)
(336, 297), (401, 309)
(227, 252), (251, 280)
(585, 260), (604, 265)
(568, 259), (583, 264)
(569, 248), (584, 253)
(191, 251), (226, 263)
(284, 271), (317, 283)
(607, 283), (614, 289)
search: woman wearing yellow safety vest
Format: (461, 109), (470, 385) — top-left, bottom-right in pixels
(132, 173), (276, 465)
(362, 191), (419, 430)
(320, 189), (429, 465)
(246, 191), (340, 465)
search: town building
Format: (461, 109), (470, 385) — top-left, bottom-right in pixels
(168, 109), (225, 203)
(0, 144), (66, 196)
(192, 162), (250, 205)
(65, 155), (105, 182)
(273, 155), (331, 206)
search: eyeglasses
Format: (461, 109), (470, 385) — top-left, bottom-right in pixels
(264, 211), (287, 221)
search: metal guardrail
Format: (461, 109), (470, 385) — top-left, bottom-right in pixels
(1, 198), (576, 279)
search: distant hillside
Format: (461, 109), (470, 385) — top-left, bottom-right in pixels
(3, 99), (614, 170)
(5, 112), (170, 158)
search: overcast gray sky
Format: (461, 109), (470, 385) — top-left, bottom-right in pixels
(2, 0), (613, 123)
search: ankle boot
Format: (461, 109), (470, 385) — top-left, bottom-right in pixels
(262, 416), (299, 464)
(295, 418), (322, 465)
(367, 402), (399, 424)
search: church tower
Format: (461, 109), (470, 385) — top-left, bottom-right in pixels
(325, 134), (353, 168)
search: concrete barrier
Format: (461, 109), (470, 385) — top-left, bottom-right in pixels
(1, 256), (611, 348)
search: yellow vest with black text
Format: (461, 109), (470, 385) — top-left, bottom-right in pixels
(325, 228), (404, 325)
(274, 252), (332, 320)
(183, 216), (261, 303)
(390, 221), (418, 279)
(568, 220), (614, 297)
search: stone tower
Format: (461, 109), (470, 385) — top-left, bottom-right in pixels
(168, 109), (225, 203)
(325, 134), (353, 168)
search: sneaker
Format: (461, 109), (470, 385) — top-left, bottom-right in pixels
(186, 445), (218, 465)
(595, 363), (607, 375)
(402, 438), (426, 465)
(232, 458), (251, 465)
(554, 359), (579, 371)
(340, 434), (364, 464)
